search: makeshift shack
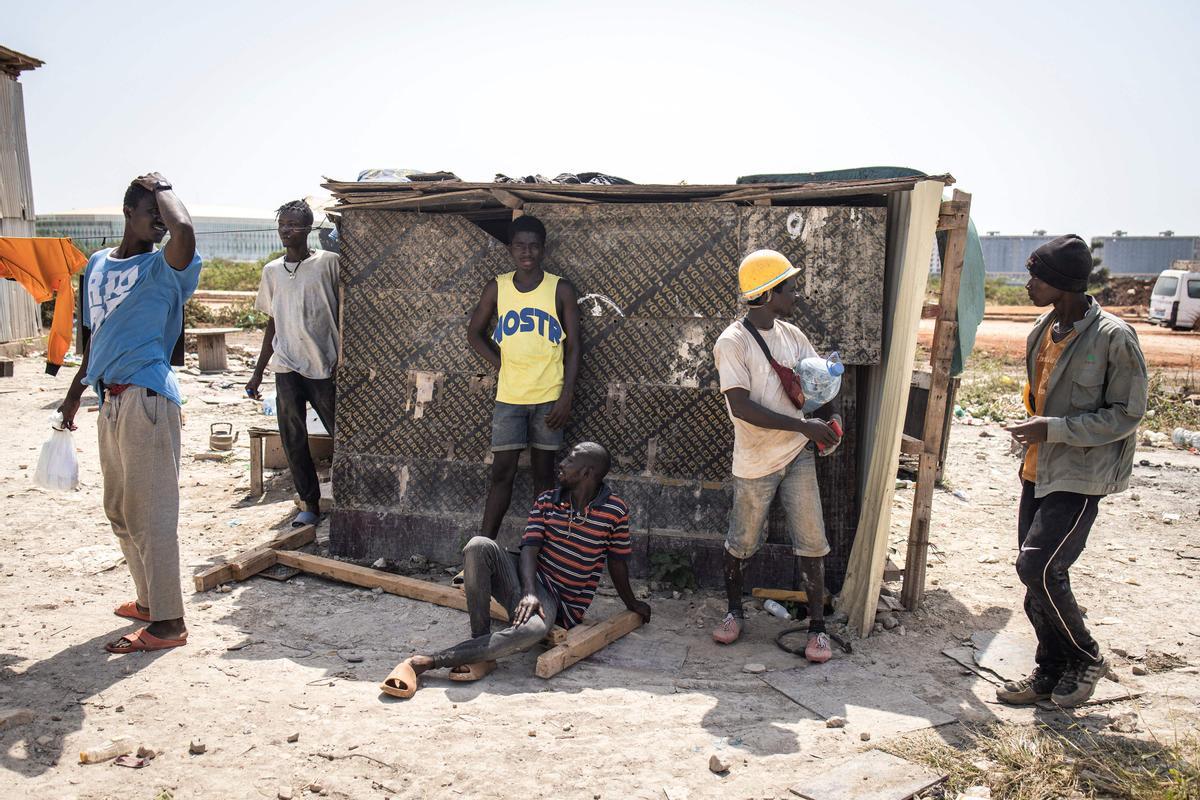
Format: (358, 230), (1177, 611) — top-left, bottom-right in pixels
(323, 175), (952, 614)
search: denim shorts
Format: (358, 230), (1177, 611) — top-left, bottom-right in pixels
(491, 400), (564, 452)
(726, 448), (830, 559)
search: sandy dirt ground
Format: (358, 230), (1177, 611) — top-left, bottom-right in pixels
(2, 334), (1199, 800)
(920, 317), (1200, 371)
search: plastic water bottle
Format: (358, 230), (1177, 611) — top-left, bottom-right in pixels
(262, 393), (277, 416)
(763, 599), (792, 619)
(795, 352), (844, 414)
(79, 736), (134, 764)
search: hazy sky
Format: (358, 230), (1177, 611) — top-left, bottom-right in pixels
(5, 1), (1198, 237)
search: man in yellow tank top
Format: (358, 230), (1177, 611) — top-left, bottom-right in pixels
(467, 216), (581, 541)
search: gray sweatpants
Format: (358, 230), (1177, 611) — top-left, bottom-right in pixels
(98, 387), (185, 621)
(430, 537), (557, 669)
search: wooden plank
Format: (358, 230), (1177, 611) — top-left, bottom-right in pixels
(488, 187), (523, 209)
(508, 188), (595, 205)
(838, 180), (946, 636)
(273, 550), (509, 623)
(249, 432), (264, 497)
(193, 525), (315, 591)
(535, 610), (643, 679)
(751, 587), (831, 603)
(902, 190), (971, 611)
(899, 433), (923, 455)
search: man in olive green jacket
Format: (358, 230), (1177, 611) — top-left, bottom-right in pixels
(1000, 234), (1147, 708)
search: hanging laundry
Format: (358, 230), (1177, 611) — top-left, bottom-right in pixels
(0, 237), (88, 374)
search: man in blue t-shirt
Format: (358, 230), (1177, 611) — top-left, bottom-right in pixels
(58, 173), (201, 655)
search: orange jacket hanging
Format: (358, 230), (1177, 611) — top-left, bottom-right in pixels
(0, 237), (88, 375)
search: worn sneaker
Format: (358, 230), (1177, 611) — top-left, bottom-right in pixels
(805, 632), (833, 663)
(995, 667), (1060, 705)
(1052, 656), (1109, 707)
(712, 613), (744, 645)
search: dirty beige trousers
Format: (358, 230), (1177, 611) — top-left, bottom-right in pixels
(97, 387), (185, 621)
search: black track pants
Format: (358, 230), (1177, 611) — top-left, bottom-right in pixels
(275, 371), (336, 506)
(1016, 480), (1103, 673)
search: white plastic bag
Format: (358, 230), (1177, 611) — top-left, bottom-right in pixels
(33, 412), (80, 491)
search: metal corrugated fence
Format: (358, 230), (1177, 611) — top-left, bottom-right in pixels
(0, 74), (42, 342)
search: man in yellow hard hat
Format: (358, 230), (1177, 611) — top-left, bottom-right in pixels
(711, 249), (843, 662)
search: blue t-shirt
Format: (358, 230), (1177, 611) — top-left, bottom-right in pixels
(81, 247), (202, 406)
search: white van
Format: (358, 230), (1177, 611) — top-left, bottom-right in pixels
(1148, 269), (1200, 330)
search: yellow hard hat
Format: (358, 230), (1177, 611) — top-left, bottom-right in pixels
(738, 249), (800, 301)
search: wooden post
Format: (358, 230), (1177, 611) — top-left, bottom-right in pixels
(249, 430), (264, 497)
(901, 191), (971, 611)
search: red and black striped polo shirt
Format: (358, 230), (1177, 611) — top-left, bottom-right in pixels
(521, 485), (632, 628)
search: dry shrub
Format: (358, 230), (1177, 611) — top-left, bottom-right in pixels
(884, 722), (1200, 799)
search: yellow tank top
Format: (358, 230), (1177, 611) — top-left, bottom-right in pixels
(493, 271), (564, 405)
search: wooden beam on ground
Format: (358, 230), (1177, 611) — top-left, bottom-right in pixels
(273, 550), (509, 623)
(535, 610), (643, 679)
(751, 587), (832, 604)
(900, 433), (924, 456)
(193, 525), (315, 591)
(902, 190), (972, 611)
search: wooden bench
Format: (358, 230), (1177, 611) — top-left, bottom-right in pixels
(247, 425), (333, 497)
(185, 326), (241, 373)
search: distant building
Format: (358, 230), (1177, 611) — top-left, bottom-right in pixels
(0, 44), (43, 342)
(1092, 235), (1200, 277)
(35, 206), (301, 262)
(978, 234), (1060, 277)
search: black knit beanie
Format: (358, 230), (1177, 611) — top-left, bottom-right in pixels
(1027, 234), (1092, 293)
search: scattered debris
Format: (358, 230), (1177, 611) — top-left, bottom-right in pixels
(956, 786), (992, 800)
(1108, 712), (1140, 733)
(860, 732), (871, 742)
(1132, 664), (1148, 676)
(742, 663), (767, 674)
(189, 740), (207, 755)
(977, 555), (1000, 564)
(278, 788), (294, 800)
(286, 732), (300, 743)
(708, 753), (730, 774)
(35, 735), (52, 746)
(1163, 512), (1181, 524)
(114, 754), (149, 769)
(137, 745), (157, 759)
(372, 558), (387, 569)
(825, 716), (847, 728)
(307, 782), (323, 793)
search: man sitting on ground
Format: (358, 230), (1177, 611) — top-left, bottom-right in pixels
(381, 442), (651, 698)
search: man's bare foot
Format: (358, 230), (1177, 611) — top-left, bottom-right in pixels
(145, 618), (187, 640)
(409, 654), (435, 676)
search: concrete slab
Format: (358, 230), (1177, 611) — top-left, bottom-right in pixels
(788, 749), (944, 800)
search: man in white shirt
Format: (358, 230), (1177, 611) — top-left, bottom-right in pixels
(711, 250), (843, 663)
(247, 200), (340, 527)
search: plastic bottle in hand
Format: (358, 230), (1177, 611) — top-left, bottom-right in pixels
(795, 352), (844, 414)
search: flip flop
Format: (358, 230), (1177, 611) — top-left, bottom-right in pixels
(448, 660), (496, 682)
(380, 659), (419, 699)
(451, 570), (465, 589)
(114, 600), (151, 623)
(105, 627), (188, 654)
(292, 510), (319, 528)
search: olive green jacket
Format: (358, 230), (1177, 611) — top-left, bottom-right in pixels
(1025, 298), (1148, 498)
